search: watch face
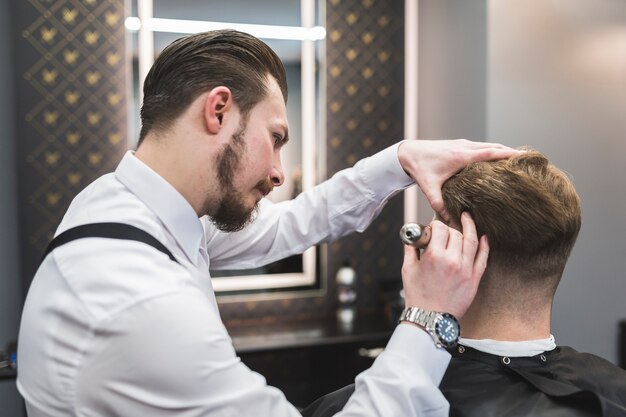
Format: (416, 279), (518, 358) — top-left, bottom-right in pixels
(436, 313), (460, 348)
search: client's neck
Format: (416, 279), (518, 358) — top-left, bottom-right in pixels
(459, 290), (553, 342)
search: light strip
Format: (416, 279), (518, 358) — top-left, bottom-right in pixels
(125, 16), (326, 41)
(137, 0), (153, 106)
(404, 0), (419, 224)
(301, 0), (316, 284)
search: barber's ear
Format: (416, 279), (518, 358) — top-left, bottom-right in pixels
(204, 86), (232, 134)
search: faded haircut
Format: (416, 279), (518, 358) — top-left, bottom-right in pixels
(442, 149), (581, 287)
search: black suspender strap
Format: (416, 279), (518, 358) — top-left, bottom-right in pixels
(43, 222), (179, 264)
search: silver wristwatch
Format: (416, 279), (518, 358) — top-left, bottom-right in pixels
(399, 307), (460, 348)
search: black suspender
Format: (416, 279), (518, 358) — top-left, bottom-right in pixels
(43, 222), (179, 264)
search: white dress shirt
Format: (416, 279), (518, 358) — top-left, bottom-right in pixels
(17, 143), (451, 417)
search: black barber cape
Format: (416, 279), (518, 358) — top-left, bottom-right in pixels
(441, 344), (626, 417)
(300, 345), (626, 417)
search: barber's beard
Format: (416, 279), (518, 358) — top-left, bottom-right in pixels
(210, 127), (272, 232)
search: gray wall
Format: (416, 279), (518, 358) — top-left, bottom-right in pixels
(488, 0), (626, 363)
(416, 0), (488, 224)
(417, 0), (487, 142)
(418, 0), (626, 364)
(0, 0), (24, 413)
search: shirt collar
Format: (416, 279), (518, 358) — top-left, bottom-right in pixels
(459, 335), (557, 357)
(115, 151), (205, 265)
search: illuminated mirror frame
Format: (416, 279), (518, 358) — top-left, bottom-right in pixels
(126, 0), (326, 298)
(404, 0), (419, 224)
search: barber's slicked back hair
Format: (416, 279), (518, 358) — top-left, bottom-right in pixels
(138, 29), (288, 145)
(442, 149), (581, 280)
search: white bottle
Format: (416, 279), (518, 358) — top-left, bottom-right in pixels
(336, 259), (357, 325)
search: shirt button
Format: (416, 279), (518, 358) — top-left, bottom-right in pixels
(540, 354), (547, 362)
(458, 345), (465, 354)
(501, 356), (511, 365)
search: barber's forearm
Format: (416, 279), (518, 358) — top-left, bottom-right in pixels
(337, 324), (450, 417)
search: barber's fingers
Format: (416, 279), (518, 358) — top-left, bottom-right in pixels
(446, 227), (463, 259)
(403, 243), (419, 267)
(401, 244), (420, 287)
(422, 186), (446, 220)
(460, 212), (489, 285)
(457, 140), (522, 156)
(472, 235), (490, 284)
(425, 221), (449, 252)
(462, 140), (516, 151)
(460, 212), (479, 266)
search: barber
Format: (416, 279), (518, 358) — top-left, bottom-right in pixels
(17, 30), (518, 417)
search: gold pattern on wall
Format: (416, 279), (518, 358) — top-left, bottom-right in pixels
(15, 0), (128, 287)
(325, 0), (405, 312)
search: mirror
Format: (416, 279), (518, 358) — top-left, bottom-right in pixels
(126, 0), (326, 298)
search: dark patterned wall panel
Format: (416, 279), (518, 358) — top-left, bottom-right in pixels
(325, 0), (405, 313)
(14, 0), (128, 293)
(219, 0), (405, 323)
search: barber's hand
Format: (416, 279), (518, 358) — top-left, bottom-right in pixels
(398, 139), (521, 220)
(401, 213), (488, 319)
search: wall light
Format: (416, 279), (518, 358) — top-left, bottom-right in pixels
(125, 16), (142, 31)
(124, 17), (326, 41)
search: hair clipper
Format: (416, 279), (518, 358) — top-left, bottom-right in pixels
(399, 223), (431, 249)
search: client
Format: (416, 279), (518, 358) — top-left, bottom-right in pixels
(302, 149), (626, 417)
(439, 149), (626, 416)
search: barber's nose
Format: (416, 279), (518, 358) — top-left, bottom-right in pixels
(270, 154), (285, 187)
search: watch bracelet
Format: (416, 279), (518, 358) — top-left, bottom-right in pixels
(399, 306), (440, 330)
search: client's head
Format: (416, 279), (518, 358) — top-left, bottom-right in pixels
(441, 150), (581, 314)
